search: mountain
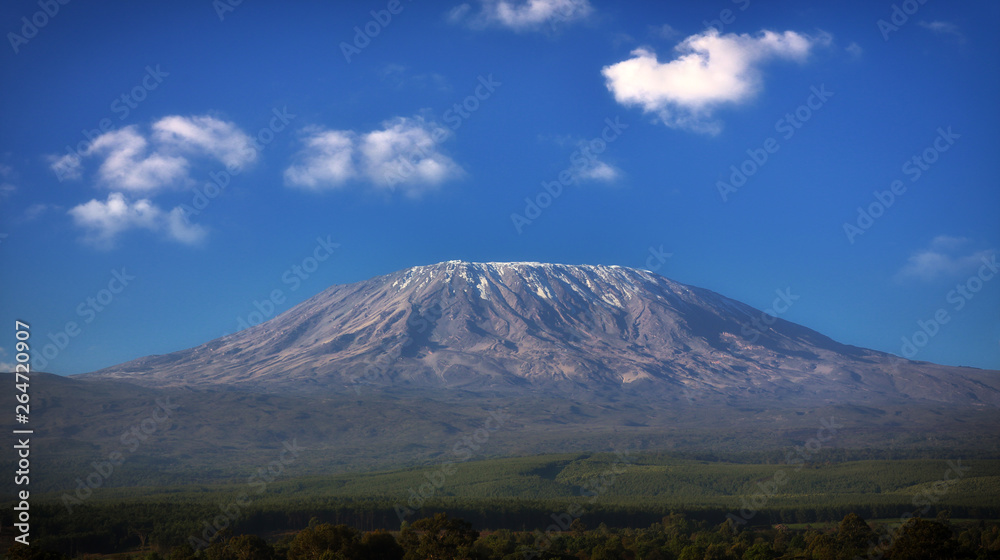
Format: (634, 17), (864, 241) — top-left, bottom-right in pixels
(9, 261), (999, 491)
(83, 261), (1000, 406)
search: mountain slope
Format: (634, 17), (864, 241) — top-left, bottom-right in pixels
(82, 261), (1000, 406)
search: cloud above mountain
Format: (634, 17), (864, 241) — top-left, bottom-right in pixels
(602, 29), (829, 134)
(53, 115), (253, 247)
(285, 117), (463, 195)
(448, 0), (592, 31)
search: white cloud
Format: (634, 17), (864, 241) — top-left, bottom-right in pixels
(285, 117), (463, 196)
(919, 20), (964, 42)
(284, 129), (357, 190)
(846, 42), (863, 57)
(360, 117), (463, 191)
(895, 236), (994, 282)
(23, 203), (57, 221)
(450, 0), (592, 31)
(164, 207), (207, 245)
(49, 152), (83, 181)
(575, 160), (620, 182)
(52, 115), (255, 248)
(379, 64), (452, 92)
(0, 164), (18, 197)
(68, 192), (206, 249)
(86, 127), (190, 192)
(50, 115), (254, 193)
(153, 115), (256, 168)
(0, 347), (12, 373)
(651, 23), (680, 40)
(447, 3), (473, 23)
(602, 29), (826, 134)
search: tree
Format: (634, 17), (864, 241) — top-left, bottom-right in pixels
(203, 535), (275, 560)
(227, 535), (276, 560)
(287, 524), (362, 560)
(401, 513), (479, 560)
(5, 546), (68, 560)
(361, 530), (404, 560)
(743, 542), (777, 560)
(887, 518), (959, 560)
(835, 513), (875, 560)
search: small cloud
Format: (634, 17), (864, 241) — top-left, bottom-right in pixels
(379, 64), (451, 92)
(919, 20), (965, 42)
(49, 152), (83, 181)
(542, 135), (623, 184)
(285, 117), (464, 196)
(895, 235), (994, 282)
(602, 29), (828, 134)
(379, 63), (408, 81)
(450, 0), (592, 31)
(575, 160), (621, 182)
(928, 235), (969, 253)
(361, 117), (464, 191)
(68, 192), (206, 249)
(447, 3), (473, 24)
(611, 32), (636, 49)
(0, 347), (12, 372)
(23, 203), (58, 222)
(86, 127), (190, 192)
(284, 128), (357, 190)
(651, 23), (680, 40)
(153, 115), (256, 169)
(845, 42), (863, 57)
(50, 115), (255, 193)
(0, 164), (18, 197)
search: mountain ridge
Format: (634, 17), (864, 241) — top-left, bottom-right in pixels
(81, 261), (1000, 406)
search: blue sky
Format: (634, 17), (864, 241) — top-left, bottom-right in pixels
(1, 0), (997, 374)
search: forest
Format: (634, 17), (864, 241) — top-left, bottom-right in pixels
(5, 511), (999, 560)
(2, 452), (999, 558)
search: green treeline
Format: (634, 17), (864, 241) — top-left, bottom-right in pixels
(3, 454), (998, 557)
(7, 511), (1000, 560)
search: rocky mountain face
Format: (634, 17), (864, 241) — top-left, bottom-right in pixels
(83, 261), (1000, 407)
